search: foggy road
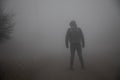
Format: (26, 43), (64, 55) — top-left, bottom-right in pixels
(33, 52), (118, 80)
(0, 43), (118, 80)
(0, 40), (119, 80)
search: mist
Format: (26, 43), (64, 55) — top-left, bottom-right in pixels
(0, 0), (120, 80)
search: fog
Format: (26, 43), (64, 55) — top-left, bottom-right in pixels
(0, 0), (120, 80)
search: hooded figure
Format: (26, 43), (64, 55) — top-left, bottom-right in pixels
(65, 20), (85, 70)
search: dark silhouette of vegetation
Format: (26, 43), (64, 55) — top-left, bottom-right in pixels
(0, 0), (14, 80)
(0, 0), (14, 42)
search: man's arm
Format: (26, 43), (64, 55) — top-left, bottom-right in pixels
(79, 28), (85, 48)
(65, 29), (70, 48)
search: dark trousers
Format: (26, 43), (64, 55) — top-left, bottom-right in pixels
(70, 43), (84, 69)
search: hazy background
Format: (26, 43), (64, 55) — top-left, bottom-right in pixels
(0, 0), (120, 80)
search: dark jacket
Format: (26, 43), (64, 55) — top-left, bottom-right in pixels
(65, 27), (85, 48)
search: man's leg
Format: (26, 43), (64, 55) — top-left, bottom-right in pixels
(77, 47), (84, 69)
(70, 45), (75, 69)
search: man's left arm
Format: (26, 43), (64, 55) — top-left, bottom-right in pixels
(79, 28), (85, 48)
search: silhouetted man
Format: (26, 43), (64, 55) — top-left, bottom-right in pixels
(65, 20), (85, 70)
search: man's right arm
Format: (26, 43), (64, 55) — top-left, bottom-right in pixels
(65, 29), (70, 48)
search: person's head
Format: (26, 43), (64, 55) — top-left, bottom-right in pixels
(69, 20), (77, 28)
